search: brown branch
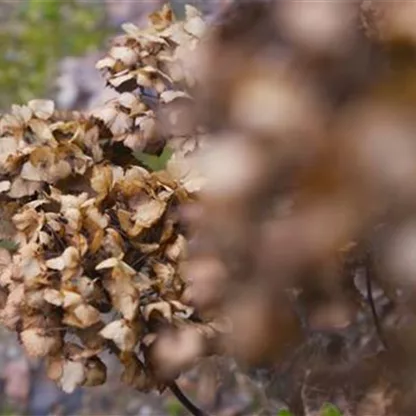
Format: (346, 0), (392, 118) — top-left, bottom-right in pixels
(168, 381), (208, 416)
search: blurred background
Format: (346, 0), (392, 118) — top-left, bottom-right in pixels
(0, 2), (252, 416)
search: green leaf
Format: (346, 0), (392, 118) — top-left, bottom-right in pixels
(0, 239), (19, 253)
(166, 398), (183, 416)
(277, 410), (294, 416)
(133, 146), (174, 172)
(320, 403), (342, 416)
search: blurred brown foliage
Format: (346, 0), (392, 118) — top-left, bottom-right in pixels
(185, 1), (416, 414)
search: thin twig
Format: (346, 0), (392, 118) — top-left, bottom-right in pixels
(168, 381), (208, 416)
(365, 251), (388, 350)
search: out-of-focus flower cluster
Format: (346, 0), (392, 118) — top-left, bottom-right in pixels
(181, 1), (416, 412)
(0, 5), (213, 395)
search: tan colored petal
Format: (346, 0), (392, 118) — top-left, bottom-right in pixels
(20, 328), (61, 358)
(0, 137), (18, 165)
(60, 360), (85, 393)
(19, 243), (45, 284)
(0, 180), (11, 193)
(110, 111), (133, 136)
(63, 208), (82, 233)
(184, 15), (206, 38)
(109, 72), (135, 88)
(0, 283), (24, 329)
(62, 290), (83, 308)
(91, 165), (113, 199)
(27, 119), (55, 142)
(118, 92), (139, 109)
(165, 234), (187, 262)
(12, 207), (42, 233)
(63, 303), (101, 329)
(160, 90), (191, 103)
(20, 161), (44, 182)
(28, 99), (55, 120)
(106, 273), (139, 321)
(100, 319), (138, 351)
(95, 257), (119, 270)
(47, 160), (72, 183)
(96, 56), (116, 70)
(25, 289), (47, 309)
(131, 198), (166, 228)
(103, 229), (125, 258)
(11, 104), (32, 123)
(91, 105), (118, 125)
(120, 353), (149, 391)
(109, 46), (138, 66)
(170, 300), (194, 319)
(46, 355), (64, 381)
(153, 262), (175, 283)
(143, 301), (172, 322)
(46, 247), (80, 271)
(84, 206), (109, 230)
(8, 178), (41, 198)
(149, 4), (174, 31)
(44, 288), (63, 307)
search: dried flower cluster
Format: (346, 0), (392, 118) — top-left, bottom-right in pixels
(0, 5), (211, 395)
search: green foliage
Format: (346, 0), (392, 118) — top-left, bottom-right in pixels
(276, 403), (342, 416)
(166, 398), (183, 416)
(320, 403), (342, 416)
(277, 409), (293, 416)
(0, 0), (109, 109)
(133, 146), (174, 172)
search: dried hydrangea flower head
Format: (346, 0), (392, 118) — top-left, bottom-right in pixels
(0, 4), (212, 398)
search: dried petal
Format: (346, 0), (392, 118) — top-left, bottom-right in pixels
(63, 303), (101, 329)
(120, 353), (149, 391)
(20, 328), (61, 358)
(60, 361), (85, 393)
(28, 99), (55, 120)
(46, 247), (80, 271)
(100, 319), (138, 352)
